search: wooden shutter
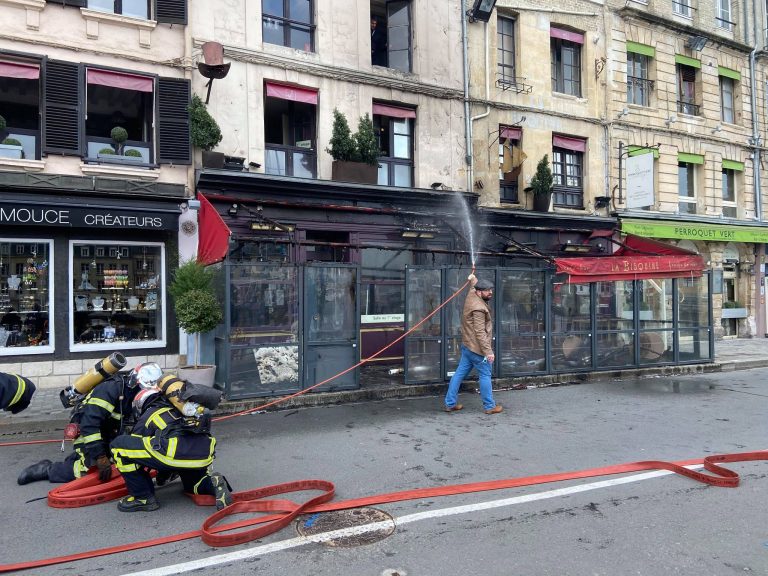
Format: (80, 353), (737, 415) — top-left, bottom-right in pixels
(45, 0), (87, 7)
(157, 77), (191, 165)
(156, 0), (187, 25)
(43, 60), (81, 156)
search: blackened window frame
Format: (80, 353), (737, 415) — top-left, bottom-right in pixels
(552, 146), (584, 208)
(499, 128), (520, 203)
(263, 94), (317, 179)
(262, 0), (315, 53)
(551, 37), (581, 97)
(374, 112), (414, 188)
(677, 64), (699, 115)
(0, 55), (43, 161)
(497, 15), (516, 84)
(720, 75), (735, 123)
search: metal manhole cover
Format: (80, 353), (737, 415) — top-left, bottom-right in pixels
(296, 507), (396, 547)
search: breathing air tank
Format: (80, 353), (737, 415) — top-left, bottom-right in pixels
(157, 374), (204, 417)
(73, 352), (127, 395)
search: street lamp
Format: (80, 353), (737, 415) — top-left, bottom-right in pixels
(467, 0), (497, 22)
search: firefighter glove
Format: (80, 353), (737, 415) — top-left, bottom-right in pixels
(96, 454), (112, 483)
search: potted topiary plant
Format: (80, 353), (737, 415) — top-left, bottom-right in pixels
(110, 126), (128, 154)
(169, 259), (224, 386)
(328, 109), (380, 184)
(190, 94), (224, 168)
(528, 154), (554, 212)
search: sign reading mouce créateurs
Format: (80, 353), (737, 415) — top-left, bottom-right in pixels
(0, 203), (178, 231)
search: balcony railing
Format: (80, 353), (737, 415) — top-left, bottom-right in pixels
(265, 144), (317, 178)
(677, 100), (700, 115)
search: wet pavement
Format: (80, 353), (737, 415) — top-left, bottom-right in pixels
(3, 337), (768, 426)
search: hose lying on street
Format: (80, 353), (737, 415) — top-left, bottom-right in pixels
(1, 450), (766, 573)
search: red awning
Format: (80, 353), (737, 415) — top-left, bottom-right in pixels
(265, 81), (318, 104)
(553, 135), (586, 152)
(0, 61), (40, 80)
(555, 234), (706, 283)
(550, 27), (584, 44)
(372, 103), (416, 119)
(500, 126), (521, 140)
(197, 193), (231, 266)
(87, 68), (154, 92)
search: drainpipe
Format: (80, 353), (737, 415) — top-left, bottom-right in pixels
(461, 4), (472, 192)
(469, 21), (492, 191)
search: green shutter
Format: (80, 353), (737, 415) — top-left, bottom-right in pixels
(675, 54), (701, 69)
(628, 145), (659, 159)
(722, 159), (744, 171)
(626, 41), (655, 58)
(718, 66), (741, 81)
(678, 152), (704, 165)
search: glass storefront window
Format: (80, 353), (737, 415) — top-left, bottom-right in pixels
(70, 241), (165, 351)
(0, 239), (52, 354)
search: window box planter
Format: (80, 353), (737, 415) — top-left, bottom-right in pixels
(331, 160), (377, 185)
(97, 153), (144, 165)
(0, 143), (24, 159)
(721, 307), (747, 319)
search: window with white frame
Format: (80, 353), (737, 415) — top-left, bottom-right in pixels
(722, 161), (741, 217)
(716, 0), (733, 30)
(673, 0), (692, 17)
(70, 241), (165, 351)
(720, 76), (735, 123)
(678, 155), (701, 214)
(0, 239), (53, 355)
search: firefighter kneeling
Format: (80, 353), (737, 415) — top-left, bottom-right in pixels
(110, 381), (232, 512)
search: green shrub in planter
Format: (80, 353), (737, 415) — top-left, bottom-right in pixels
(189, 94), (222, 151)
(0, 115), (6, 132)
(354, 113), (380, 165)
(723, 301), (736, 309)
(326, 108), (356, 162)
(124, 149), (142, 158)
(2, 138), (22, 147)
(169, 260), (223, 368)
(99, 147), (116, 155)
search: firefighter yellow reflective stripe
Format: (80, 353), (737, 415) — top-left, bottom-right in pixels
(141, 436), (214, 469)
(81, 432), (103, 443)
(8, 375), (25, 407)
(112, 448), (150, 472)
(73, 455), (89, 478)
(148, 408), (172, 431)
(87, 397), (115, 413)
(192, 475), (206, 495)
(167, 437), (178, 458)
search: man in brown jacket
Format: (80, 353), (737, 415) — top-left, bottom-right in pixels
(444, 275), (502, 414)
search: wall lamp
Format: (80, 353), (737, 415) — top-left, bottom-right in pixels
(227, 203), (239, 216)
(686, 35), (708, 51)
(467, 0), (497, 22)
(617, 107), (630, 119)
(664, 115), (677, 126)
(594, 196), (611, 209)
(712, 124), (723, 134)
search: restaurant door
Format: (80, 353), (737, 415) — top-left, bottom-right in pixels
(303, 263), (360, 391)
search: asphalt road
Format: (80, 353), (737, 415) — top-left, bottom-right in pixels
(2, 369), (767, 576)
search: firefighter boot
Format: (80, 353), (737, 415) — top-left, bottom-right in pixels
(17, 459), (52, 485)
(117, 494), (160, 512)
(210, 472), (233, 510)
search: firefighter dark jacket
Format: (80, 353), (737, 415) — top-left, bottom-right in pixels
(130, 399), (216, 468)
(0, 372), (35, 414)
(74, 375), (135, 464)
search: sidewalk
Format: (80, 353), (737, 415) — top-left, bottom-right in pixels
(3, 337), (767, 426)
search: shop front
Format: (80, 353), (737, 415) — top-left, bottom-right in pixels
(198, 171), (715, 400)
(620, 217), (768, 338)
(0, 192), (180, 363)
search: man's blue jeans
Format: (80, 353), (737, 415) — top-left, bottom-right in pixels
(445, 345), (495, 410)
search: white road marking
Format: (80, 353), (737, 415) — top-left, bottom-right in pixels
(121, 466), (702, 576)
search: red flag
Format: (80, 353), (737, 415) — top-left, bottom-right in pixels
(196, 193), (231, 265)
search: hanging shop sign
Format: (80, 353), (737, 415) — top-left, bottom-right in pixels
(622, 219), (768, 243)
(0, 203), (178, 230)
(625, 153), (654, 209)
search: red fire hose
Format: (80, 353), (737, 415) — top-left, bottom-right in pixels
(1, 450), (766, 573)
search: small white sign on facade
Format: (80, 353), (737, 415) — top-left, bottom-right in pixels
(626, 152), (655, 209)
